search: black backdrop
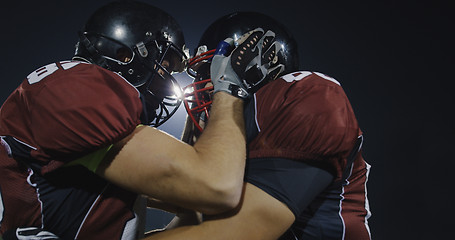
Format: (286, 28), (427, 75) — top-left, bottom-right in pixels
(1, 1), (452, 239)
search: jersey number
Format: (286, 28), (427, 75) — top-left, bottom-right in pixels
(27, 61), (81, 84)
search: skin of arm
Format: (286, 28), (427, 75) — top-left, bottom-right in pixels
(96, 91), (246, 215)
(144, 183), (295, 240)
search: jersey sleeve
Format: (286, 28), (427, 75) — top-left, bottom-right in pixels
(247, 72), (361, 177)
(0, 61), (143, 174)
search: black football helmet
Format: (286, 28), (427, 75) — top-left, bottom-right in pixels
(182, 12), (299, 139)
(74, 1), (189, 126)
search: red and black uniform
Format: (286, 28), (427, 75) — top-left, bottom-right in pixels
(244, 71), (372, 239)
(0, 61), (143, 239)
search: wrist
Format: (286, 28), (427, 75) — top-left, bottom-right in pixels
(213, 83), (249, 99)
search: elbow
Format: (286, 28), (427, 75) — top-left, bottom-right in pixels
(200, 180), (244, 215)
(217, 182), (244, 212)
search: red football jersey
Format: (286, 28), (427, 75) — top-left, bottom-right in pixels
(247, 71), (371, 239)
(0, 61), (144, 239)
(249, 71), (362, 181)
(0, 60), (142, 174)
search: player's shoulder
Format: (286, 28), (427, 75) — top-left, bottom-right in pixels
(27, 60), (142, 122)
(256, 71), (345, 108)
(279, 71), (341, 86)
(24, 60), (139, 105)
(253, 70), (355, 134)
(27, 60), (133, 89)
(248, 70), (360, 163)
(23, 61), (142, 160)
(256, 71), (343, 100)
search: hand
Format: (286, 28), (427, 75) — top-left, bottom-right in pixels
(210, 28), (282, 99)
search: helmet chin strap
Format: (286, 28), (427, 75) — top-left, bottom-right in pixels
(139, 93), (150, 125)
(139, 83), (178, 127)
(139, 91), (159, 126)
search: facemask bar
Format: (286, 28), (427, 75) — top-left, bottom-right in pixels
(77, 29), (188, 127)
(184, 46), (216, 132)
(183, 78), (213, 132)
(148, 76), (183, 127)
(187, 47), (215, 78)
(139, 40), (187, 127)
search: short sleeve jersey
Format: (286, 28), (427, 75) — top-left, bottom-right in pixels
(0, 61), (144, 239)
(244, 71), (371, 239)
(0, 60), (142, 174)
(248, 71), (362, 180)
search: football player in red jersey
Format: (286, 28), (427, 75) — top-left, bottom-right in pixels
(0, 2), (279, 239)
(147, 12), (372, 240)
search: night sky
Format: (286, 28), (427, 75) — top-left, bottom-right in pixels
(1, 0), (452, 239)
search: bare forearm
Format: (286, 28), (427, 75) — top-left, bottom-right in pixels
(144, 184), (295, 240)
(145, 92), (246, 213)
(194, 92), (246, 176)
(191, 92), (246, 209)
(97, 93), (246, 214)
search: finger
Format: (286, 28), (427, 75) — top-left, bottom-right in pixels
(262, 41), (283, 66)
(235, 28), (264, 45)
(266, 64), (285, 80)
(230, 30), (265, 78)
(244, 63), (285, 93)
(259, 30), (276, 53)
(231, 28), (268, 68)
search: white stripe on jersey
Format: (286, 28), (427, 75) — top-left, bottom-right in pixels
(364, 162), (372, 239)
(75, 185), (108, 239)
(253, 93), (261, 133)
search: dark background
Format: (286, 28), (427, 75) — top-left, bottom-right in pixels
(1, 0), (452, 239)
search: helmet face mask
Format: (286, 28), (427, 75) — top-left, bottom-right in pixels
(183, 73), (213, 134)
(74, 1), (189, 127)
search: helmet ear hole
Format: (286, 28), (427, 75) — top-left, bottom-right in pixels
(116, 47), (134, 63)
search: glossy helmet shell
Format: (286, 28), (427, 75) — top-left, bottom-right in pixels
(183, 12), (299, 137)
(74, 1), (188, 126)
(190, 11), (299, 77)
